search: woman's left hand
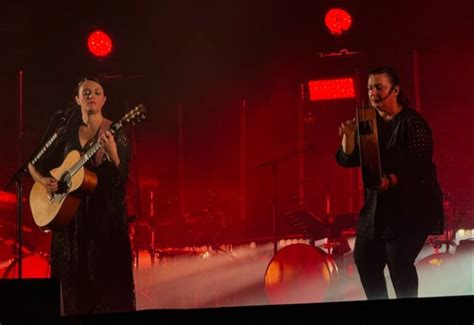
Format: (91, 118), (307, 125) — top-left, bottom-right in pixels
(99, 130), (120, 167)
(378, 176), (390, 192)
(378, 173), (398, 192)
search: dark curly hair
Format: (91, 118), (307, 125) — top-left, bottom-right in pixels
(369, 66), (410, 108)
(75, 76), (104, 95)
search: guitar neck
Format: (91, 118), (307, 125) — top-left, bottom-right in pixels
(64, 104), (145, 177)
(31, 126), (68, 166)
(69, 141), (104, 176)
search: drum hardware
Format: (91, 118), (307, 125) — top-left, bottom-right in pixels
(130, 218), (163, 268)
(322, 235), (351, 257)
(427, 206), (465, 253)
(264, 210), (358, 303)
(283, 209), (357, 249)
(0, 233), (38, 267)
(180, 190), (236, 248)
(183, 187), (235, 238)
(0, 253), (50, 279)
(2, 169), (28, 279)
(282, 209), (329, 245)
(256, 146), (316, 256)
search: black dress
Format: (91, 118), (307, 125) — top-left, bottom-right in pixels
(37, 114), (136, 315)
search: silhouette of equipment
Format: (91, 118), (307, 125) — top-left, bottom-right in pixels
(282, 210), (357, 256)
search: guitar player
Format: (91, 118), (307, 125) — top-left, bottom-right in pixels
(27, 77), (136, 315)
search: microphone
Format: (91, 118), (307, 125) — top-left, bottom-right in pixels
(54, 104), (78, 117)
(54, 104), (79, 123)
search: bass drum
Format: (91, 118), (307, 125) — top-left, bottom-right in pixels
(264, 243), (338, 304)
(0, 254), (50, 279)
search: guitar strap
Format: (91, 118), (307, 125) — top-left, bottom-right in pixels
(92, 118), (113, 166)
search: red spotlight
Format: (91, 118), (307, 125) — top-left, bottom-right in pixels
(308, 78), (355, 101)
(324, 8), (352, 36)
(87, 30), (113, 57)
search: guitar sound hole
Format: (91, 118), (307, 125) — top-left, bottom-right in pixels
(56, 180), (70, 194)
(57, 172), (72, 194)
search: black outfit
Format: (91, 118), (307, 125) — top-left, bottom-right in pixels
(336, 107), (443, 299)
(37, 113), (136, 315)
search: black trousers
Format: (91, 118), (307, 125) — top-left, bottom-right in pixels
(353, 230), (429, 300)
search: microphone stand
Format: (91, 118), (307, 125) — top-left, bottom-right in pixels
(3, 166), (27, 278)
(3, 109), (77, 279)
(129, 123), (143, 269)
(256, 145), (316, 256)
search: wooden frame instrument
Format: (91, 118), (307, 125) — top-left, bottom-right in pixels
(356, 105), (382, 188)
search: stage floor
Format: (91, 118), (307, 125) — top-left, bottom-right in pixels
(132, 237), (474, 310)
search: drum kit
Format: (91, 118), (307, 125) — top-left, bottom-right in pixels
(263, 210), (359, 304)
(126, 174), (361, 302)
(0, 190), (51, 279)
(263, 192), (474, 304)
(127, 182), (237, 268)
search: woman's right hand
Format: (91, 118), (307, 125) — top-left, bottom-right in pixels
(28, 163), (58, 193)
(40, 176), (58, 193)
(338, 118), (356, 136)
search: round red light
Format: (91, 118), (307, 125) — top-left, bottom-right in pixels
(87, 30), (113, 57)
(324, 8), (352, 36)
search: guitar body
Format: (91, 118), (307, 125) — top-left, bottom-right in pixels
(29, 104), (146, 230)
(29, 150), (97, 230)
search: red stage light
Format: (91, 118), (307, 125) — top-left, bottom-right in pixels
(87, 30), (113, 57)
(324, 8), (352, 36)
(308, 78), (355, 101)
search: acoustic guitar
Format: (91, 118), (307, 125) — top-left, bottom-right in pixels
(29, 104), (146, 230)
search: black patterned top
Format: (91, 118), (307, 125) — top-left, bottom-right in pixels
(336, 107), (444, 239)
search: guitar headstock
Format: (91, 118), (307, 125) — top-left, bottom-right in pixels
(121, 104), (147, 126)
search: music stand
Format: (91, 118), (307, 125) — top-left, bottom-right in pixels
(282, 209), (329, 245)
(256, 146), (315, 256)
(283, 210), (357, 256)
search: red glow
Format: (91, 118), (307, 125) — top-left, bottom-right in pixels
(0, 190), (16, 209)
(308, 78), (355, 101)
(264, 243), (336, 304)
(87, 30), (113, 57)
(0, 254), (50, 278)
(324, 8), (352, 36)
